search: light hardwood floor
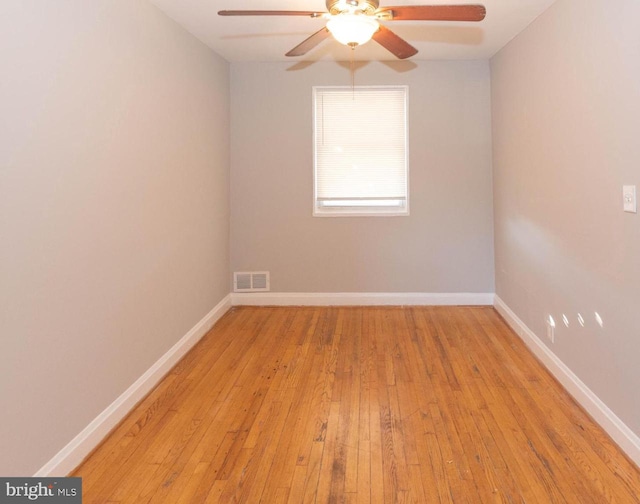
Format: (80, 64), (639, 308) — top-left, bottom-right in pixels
(73, 306), (640, 503)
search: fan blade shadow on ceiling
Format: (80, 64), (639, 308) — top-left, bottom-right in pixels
(391, 25), (485, 45)
(286, 59), (371, 72)
(286, 59), (417, 73)
(379, 60), (418, 72)
(220, 32), (320, 40)
(334, 59), (418, 73)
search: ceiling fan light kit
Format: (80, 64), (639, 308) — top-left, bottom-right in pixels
(218, 2), (486, 59)
(326, 14), (380, 47)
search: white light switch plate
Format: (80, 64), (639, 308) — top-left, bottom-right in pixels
(623, 185), (637, 213)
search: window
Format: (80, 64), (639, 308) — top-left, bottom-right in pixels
(313, 85), (409, 216)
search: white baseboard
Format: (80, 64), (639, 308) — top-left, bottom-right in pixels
(40, 292), (638, 476)
(494, 295), (640, 467)
(34, 294), (232, 477)
(231, 292), (495, 307)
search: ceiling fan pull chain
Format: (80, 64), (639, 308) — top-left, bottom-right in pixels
(350, 47), (355, 94)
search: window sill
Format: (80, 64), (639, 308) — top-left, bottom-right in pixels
(313, 208), (410, 218)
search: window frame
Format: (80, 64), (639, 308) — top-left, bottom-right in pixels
(312, 85), (410, 218)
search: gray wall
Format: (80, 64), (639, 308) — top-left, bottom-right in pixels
(0, 1), (230, 475)
(231, 61), (494, 293)
(491, 0), (640, 435)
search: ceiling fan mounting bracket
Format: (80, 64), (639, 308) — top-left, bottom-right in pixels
(375, 10), (394, 20)
(326, 0), (380, 15)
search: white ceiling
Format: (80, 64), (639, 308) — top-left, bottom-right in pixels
(150, 0), (557, 62)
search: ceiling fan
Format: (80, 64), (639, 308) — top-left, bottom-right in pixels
(219, 1), (486, 59)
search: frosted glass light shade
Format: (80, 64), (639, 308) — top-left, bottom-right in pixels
(327, 14), (380, 46)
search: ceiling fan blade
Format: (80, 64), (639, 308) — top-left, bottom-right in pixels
(218, 10), (325, 17)
(378, 4), (486, 22)
(372, 25), (418, 59)
(286, 28), (332, 57)
(373, 25), (418, 59)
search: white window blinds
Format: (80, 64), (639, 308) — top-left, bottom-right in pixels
(313, 86), (408, 216)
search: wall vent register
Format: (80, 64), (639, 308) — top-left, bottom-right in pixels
(234, 271), (270, 292)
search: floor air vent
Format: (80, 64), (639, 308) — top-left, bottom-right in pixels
(234, 271), (270, 292)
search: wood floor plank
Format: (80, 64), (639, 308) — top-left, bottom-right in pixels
(315, 401), (342, 504)
(300, 441), (324, 504)
(73, 306), (640, 503)
(368, 380), (385, 504)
